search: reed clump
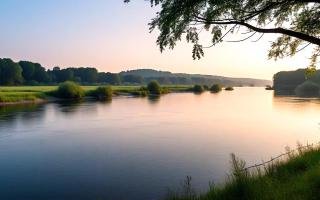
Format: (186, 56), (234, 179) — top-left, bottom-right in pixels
(163, 142), (320, 200)
(90, 86), (114, 97)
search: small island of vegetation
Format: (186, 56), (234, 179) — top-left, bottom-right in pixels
(210, 84), (222, 92)
(225, 86), (234, 91)
(193, 84), (205, 93)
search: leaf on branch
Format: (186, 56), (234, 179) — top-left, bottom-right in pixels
(211, 26), (222, 44)
(192, 44), (204, 60)
(306, 46), (320, 78)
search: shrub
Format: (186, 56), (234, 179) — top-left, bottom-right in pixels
(296, 81), (320, 92)
(210, 84), (222, 92)
(0, 95), (8, 102)
(147, 80), (162, 94)
(132, 91), (149, 96)
(94, 86), (114, 97)
(139, 86), (148, 91)
(56, 81), (83, 98)
(225, 86), (234, 91)
(161, 87), (171, 94)
(193, 84), (204, 92)
(203, 85), (210, 90)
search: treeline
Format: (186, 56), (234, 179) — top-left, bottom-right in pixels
(273, 69), (320, 90)
(120, 69), (272, 86)
(144, 77), (243, 87)
(0, 58), (146, 86)
(0, 58), (253, 86)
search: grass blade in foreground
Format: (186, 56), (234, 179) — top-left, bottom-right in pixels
(163, 142), (320, 200)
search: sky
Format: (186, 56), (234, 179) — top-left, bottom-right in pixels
(0, 0), (315, 80)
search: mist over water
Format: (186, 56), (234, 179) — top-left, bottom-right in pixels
(0, 88), (320, 200)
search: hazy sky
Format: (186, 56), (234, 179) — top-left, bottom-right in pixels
(0, 0), (315, 80)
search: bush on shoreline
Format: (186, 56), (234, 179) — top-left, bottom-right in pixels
(225, 86), (234, 91)
(193, 84), (204, 93)
(92, 86), (114, 97)
(210, 84), (222, 92)
(55, 81), (83, 98)
(147, 80), (162, 94)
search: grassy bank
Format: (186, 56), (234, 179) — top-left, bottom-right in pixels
(164, 143), (320, 200)
(0, 85), (193, 103)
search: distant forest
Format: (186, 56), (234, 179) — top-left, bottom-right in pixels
(273, 69), (320, 91)
(0, 58), (271, 86)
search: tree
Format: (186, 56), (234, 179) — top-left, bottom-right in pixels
(19, 61), (35, 81)
(33, 63), (51, 83)
(57, 69), (74, 82)
(193, 84), (204, 92)
(158, 77), (171, 84)
(147, 80), (162, 94)
(0, 58), (24, 85)
(74, 77), (81, 83)
(125, 0), (320, 76)
(122, 74), (146, 84)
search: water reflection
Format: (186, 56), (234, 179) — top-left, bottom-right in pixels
(56, 99), (85, 115)
(97, 97), (113, 104)
(1, 89), (320, 200)
(0, 102), (39, 115)
(148, 95), (161, 104)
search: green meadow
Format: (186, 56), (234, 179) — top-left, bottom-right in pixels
(0, 85), (193, 103)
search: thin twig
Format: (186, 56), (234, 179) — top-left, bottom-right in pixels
(203, 25), (237, 48)
(227, 31), (257, 42)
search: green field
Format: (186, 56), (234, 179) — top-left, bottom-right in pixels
(0, 85), (192, 103)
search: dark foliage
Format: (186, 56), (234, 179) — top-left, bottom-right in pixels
(147, 80), (162, 94)
(56, 81), (83, 98)
(193, 84), (204, 93)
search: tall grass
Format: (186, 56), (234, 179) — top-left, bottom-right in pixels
(163, 142), (320, 200)
(86, 86), (114, 97)
(0, 92), (46, 102)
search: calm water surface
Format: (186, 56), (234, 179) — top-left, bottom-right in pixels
(1, 88), (320, 200)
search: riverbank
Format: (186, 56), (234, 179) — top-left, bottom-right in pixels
(164, 143), (320, 200)
(0, 85), (193, 105)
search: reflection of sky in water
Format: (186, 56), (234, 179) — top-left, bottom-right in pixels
(0, 88), (320, 200)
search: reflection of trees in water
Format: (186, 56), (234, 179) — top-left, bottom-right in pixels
(56, 99), (106, 116)
(98, 97), (112, 104)
(274, 90), (320, 98)
(56, 99), (85, 115)
(295, 91), (320, 98)
(274, 90), (296, 96)
(0, 103), (38, 115)
(148, 96), (161, 104)
(0, 103), (46, 130)
(273, 90), (320, 107)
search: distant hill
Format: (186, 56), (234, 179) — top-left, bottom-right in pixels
(119, 69), (272, 86)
